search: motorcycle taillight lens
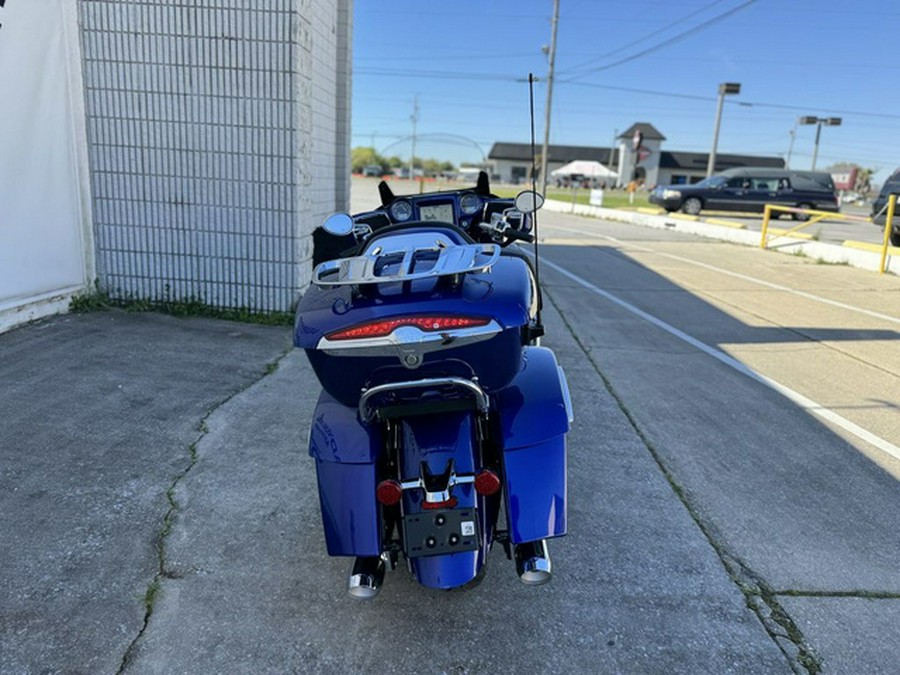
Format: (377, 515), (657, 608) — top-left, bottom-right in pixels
(376, 480), (403, 506)
(474, 469), (501, 496)
(326, 316), (490, 341)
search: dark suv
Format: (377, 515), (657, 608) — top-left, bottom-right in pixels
(650, 168), (839, 221)
(870, 169), (900, 247)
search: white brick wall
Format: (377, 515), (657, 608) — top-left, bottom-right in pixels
(79, 0), (351, 312)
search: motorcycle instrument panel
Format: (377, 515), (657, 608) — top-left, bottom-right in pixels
(419, 202), (455, 223)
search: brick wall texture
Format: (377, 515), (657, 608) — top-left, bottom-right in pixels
(79, 0), (351, 312)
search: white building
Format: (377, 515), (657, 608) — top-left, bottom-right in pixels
(488, 122), (784, 189)
(1, 0), (352, 333)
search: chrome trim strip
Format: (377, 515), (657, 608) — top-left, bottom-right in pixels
(315, 320), (503, 366)
(399, 474), (476, 503)
(358, 376), (489, 422)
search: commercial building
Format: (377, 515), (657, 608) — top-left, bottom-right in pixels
(489, 122), (784, 188)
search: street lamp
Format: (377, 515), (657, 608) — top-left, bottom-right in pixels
(706, 82), (741, 177)
(800, 116), (842, 170)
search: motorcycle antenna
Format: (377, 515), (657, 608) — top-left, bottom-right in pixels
(528, 73), (544, 331)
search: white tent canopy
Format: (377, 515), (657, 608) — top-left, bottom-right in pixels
(550, 159), (617, 178)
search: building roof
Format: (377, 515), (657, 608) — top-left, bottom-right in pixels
(489, 141), (784, 174)
(660, 151), (784, 172)
(619, 123), (666, 141)
(489, 142), (613, 163)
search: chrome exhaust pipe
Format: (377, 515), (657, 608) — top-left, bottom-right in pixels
(348, 556), (386, 600)
(514, 540), (552, 585)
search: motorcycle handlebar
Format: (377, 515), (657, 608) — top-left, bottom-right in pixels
(505, 228), (534, 243)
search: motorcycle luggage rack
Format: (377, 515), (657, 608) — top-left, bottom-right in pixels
(359, 376), (489, 423)
(313, 243), (500, 287)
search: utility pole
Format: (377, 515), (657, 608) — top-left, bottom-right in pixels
(409, 96), (419, 181)
(610, 128), (618, 187)
(785, 118), (798, 170)
(539, 0), (560, 196)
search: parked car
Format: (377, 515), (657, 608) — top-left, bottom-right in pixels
(362, 165), (383, 177)
(649, 168), (839, 221)
(870, 169), (900, 247)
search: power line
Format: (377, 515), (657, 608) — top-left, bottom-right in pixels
(559, 0), (728, 76)
(560, 0), (758, 82)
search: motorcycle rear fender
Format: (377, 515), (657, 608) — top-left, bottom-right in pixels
(497, 346), (571, 543)
(399, 413), (487, 589)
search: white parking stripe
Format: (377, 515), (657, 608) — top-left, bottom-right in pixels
(542, 256), (900, 462)
(545, 223), (900, 326)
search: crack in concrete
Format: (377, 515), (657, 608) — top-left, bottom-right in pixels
(545, 288), (822, 674)
(774, 589), (900, 600)
(116, 348), (291, 674)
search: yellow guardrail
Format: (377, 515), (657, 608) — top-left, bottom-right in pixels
(879, 195), (897, 275)
(760, 197), (897, 274)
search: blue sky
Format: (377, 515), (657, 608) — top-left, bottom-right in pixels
(352, 0), (900, 184)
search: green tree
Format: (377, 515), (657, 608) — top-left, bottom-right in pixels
(350, 147), (385, 173)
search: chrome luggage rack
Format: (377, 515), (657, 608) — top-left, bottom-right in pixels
(313, 239), (500, 287)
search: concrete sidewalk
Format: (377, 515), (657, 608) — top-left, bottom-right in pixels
(1, 308), (788, 673)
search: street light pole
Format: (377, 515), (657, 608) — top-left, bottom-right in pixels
(706, 82), (741, 178)
(800, 116), (842, 171)
(811, 121), (823, 171)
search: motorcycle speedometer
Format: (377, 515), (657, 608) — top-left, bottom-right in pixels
(390, 200), (414, 221)
(459, 192), (482, 216)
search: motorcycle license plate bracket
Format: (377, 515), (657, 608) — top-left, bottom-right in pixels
(403, 508), (479, 558)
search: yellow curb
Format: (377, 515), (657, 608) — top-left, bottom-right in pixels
(637, 207), (665, 215)
(704, 218), (747, 229)
(767, 228), (814, 240)
(843, 240), (900, 254)
(667, 214), (700, 222)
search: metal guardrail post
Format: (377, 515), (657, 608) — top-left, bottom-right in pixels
(880, 194), (896, 275)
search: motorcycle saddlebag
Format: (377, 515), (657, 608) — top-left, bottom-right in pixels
(495, 346), (571, 544)
(308, 390), (382, 556)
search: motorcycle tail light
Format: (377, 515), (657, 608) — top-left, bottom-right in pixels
(474, 469), (501, 496)
(376, 480), (403, 506)
(326, 315), (490, 341)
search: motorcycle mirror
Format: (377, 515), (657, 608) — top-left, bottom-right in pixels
(515, 190), (545, 214)
(322, 213), (354, 236)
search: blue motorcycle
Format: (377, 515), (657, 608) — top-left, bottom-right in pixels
(294, 173), (572, 598)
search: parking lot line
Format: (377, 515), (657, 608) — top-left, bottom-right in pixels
(541, 255), (900, 463)
(546, 222), (900, 327)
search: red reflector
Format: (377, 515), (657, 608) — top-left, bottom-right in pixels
(376, 480), (403, 506)
(474, 470), (501, 496)
(327, 315), (490, 341)
(422, 497), (458, 510)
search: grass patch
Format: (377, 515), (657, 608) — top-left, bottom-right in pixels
(493, 186), (652, 209)
(69, 287), (293, 326)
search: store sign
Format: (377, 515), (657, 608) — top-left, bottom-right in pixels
(831, 168), (858, 192)
(632, 130), (643, 152)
